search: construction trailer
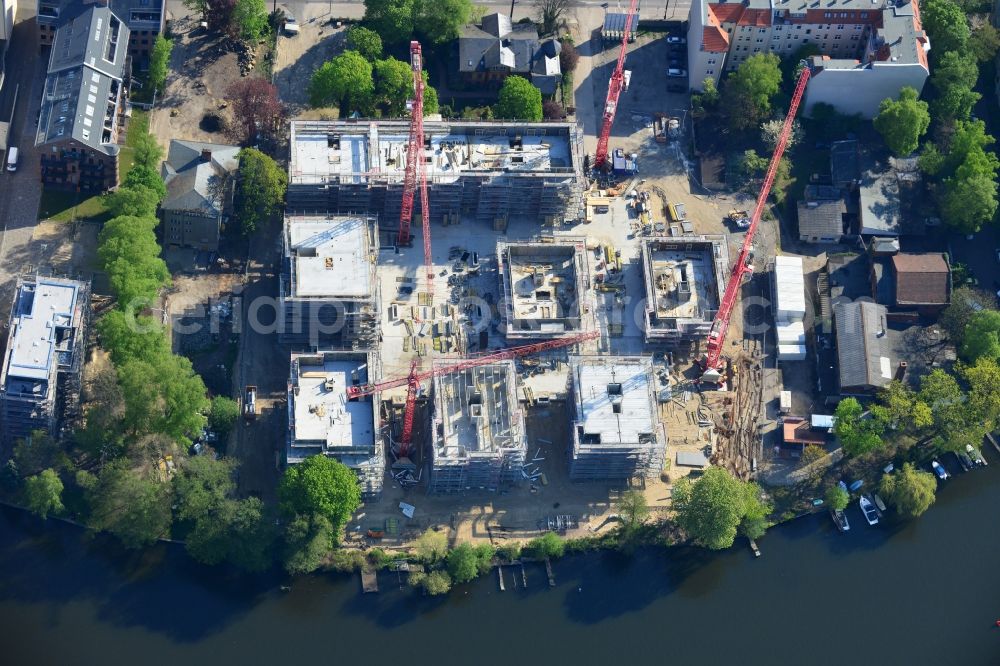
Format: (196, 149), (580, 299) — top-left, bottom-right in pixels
(279, 214), (379, 349)
(568, 356), (665, 481)
(497, 239), (591, 341)
(428, 361), (526, 494)
(640, 237), (729, 346)
(287, 351), (385, 498)
(0, 275), (89, 444)
(286, 120), (585, 227)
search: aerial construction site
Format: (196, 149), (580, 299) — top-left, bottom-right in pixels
(259, 28), (807, 548)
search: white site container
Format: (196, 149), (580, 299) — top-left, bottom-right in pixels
(776, 320), (806, 344)
(779, 390), (792, 414)
(773, 255), (806, 322)
(777, 344), (807, 361)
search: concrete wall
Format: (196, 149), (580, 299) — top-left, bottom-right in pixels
(803, 62), (929, 119)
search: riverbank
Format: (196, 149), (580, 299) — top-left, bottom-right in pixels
(1, 459), (998, 665)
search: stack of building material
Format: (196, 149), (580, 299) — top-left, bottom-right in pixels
(773, 255), (807, 361)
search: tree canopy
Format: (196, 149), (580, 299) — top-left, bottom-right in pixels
(671, 467), (771, 549)
(825, 485), (849, 512)
(879, 463), (937, 518)
(920, 0), (970, 56)
(88, 460), (173, 548)
(232, 0), (268, 41)
(362, 0), (415, 45)
(721, 54), (782, 131)
(117, 352), (209, 443)
(309, 50), (374, 112)
(374, 57), (416, 116)
(873, 87), (930, 156)
(283, 513), (335, 574)
(23, 469), (64, 519)
(209, 396), (240, 435)
(98, 215), (170, 310)
(415, 0), (474, 44)
(235, 147), (286, 234)
(919, 369), (985, 453)
(832, 398), (885, 456)
(929, 51), (980, 122)
(616, 489), (650, 532)
(446, 543), (482, 584)
(225, 77), (285, 145)
(940, 287), (998, 344)
(346, 25), (383, 61)
(278, 455), (361, 536)
(526, 531), (565, 558)
(148, 36), (173, 93)
(495, 76), (543, 121)
(414, 528), (449, 563)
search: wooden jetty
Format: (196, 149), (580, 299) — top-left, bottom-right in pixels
(498, 565), (506, 591)
(545, 558), (555, 587)
(361, 568), (379, 593)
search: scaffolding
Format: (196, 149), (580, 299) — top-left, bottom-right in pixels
(279, 214), (379, 349)
(286, 120), (585, 226)
(568, 356), (666, 481)
(287, 351), (385, 498)
(429, 361), (526, 493)
(0, 274), (90, 445)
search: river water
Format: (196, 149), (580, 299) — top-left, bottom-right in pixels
(1, 461), (998, 666)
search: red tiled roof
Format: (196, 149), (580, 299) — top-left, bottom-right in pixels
(892, 253), (950, 305)
(709, 3), (745, 23)
(738, 8), (771, 27)
(703, 25), (729, 52)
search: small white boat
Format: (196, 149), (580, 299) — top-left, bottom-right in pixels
(966, 444), (987, 467)
(931, 460), (949, 480)
(873, 494), (887, 513)
(830, 508), (850, 532)
(860, 496), (879, 526)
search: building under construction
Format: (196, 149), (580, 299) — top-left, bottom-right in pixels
(428, 361), (526, 493)
(640, 237), (728, 345)
(287, 351), (384, 497)
(286, 120), (584, 226)
(568, 356), (665, 480)
(497, 240), (590, 340)
(0, 275), (89, 444)
(280, 214), (379, 348)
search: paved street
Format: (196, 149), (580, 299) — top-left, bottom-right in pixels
(0, 9), (44, 314)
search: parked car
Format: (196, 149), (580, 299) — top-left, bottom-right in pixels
(666, 35), (686, 44)
(667, 68), (687, 78)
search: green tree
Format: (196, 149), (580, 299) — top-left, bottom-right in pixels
(721, 53), (782, 130)
(495, 76), (543, 121)
(104, 185), (160, 219)
(871, 380), (933, 432)
(88, 461), (173, 548)
(939, 167), (999, 235)
(414, 528), (449, 563)
(964, 357), (1000, 431)
(423, 81), (439, 116)
(879, 463), (937, 518)
(832, 398), (885, 456)
(98, 215), (170, 309)
(96, 310), (170, 366)
(800, 444), (827, 467)
(283, 513), (335, 574)
(233, 0), (267, 41)
(174, 455), (236, 522)
(929, 51), (980, 122)
(919, 369), (985, 453)
(535, 0), (570, 34)
(446, 543), (481, 584)
(346, 25), (383, 61)
(187, 496), (273, 571)
(309, 50), (374, 111)
(148, 36), (173, 93)
(940, 287), (998, 344)
(362, 0), (415, 45)
(825, 485), (849, 512)
(526, 531), (565, 558)
(409, 569), (452, 595)
(23, 469), (64, 519)
(208, 396), (240, 435)
(970, 23), (1000, 62)
(235, 148), (286, 234)
(921, 0), (970, 55)
(374, 57), (415, 116)
(616, 489), (650, 531)
(873, 87), (930, 156)
(123, 165), (168, 202)
(278, 455), (361, 536)
(12, 430), (64, 477)
(671, 467), (771, 549)
(132, 131), (164, 170)
(415, 0), (473, 44)
(117, 351), (208, 443)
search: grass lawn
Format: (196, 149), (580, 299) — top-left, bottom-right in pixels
(37, 110), (150, 223)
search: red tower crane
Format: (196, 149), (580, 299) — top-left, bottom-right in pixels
(347, 331), (600, 458)
(594, 0), (639, 169)
(702, 66), (811, 382)
(398, 40), (434, 293)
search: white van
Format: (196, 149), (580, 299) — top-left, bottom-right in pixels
(5, 147), (17, 172)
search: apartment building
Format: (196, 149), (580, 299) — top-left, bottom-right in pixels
(688, 0), (931, 118)
(38, 0), (164, 66)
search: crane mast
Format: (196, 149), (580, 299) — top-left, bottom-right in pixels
(347, 331), (600, 458)
(702, 66), (811, 378)
(594, 0), (639, 169)
(398, 41), (434, 294)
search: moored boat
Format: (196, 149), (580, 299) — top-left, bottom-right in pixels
(860, 496), (879, 526)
